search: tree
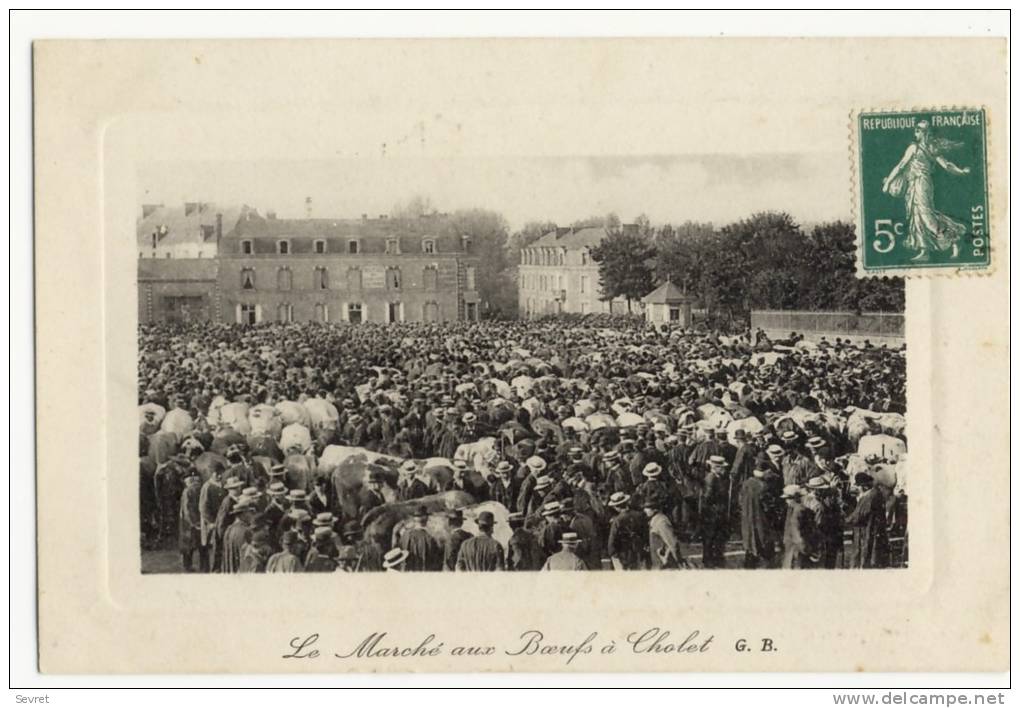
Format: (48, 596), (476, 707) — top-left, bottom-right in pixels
(589, 230), (655, 313)
(391, 195), (436, 219)
(445, 208), (514, 318)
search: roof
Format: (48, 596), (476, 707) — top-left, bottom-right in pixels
(529, 226), (608, 250)
(137, 203), (244, 250)
(138, 258), (218, 281)
(642, 280), (691, 304)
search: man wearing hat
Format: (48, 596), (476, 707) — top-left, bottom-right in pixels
(644, 498), (684, 570)
(558, 499), (601, 571)
(738, 460), (776, 569)
(304, 526), (339, 572)
(601, 449), (633, 496)
(443, 509), (474, 572)
(700, 455), (731, 568)
(455, 511), (505, 571)
(398, 505), (443, 572)
(607, 492), (647, 571)
(633, 462), (677, 522)
(222, 497), (257, 573)
(357, 470), (388, 519)
(506, 512), (545, 571)
(534, 500), (564, 557)
(178, 468), (203, 572)
(198, 461), (227, 572)
(522, 473), (553, 520)
(338, 521), (383, 573)
(805, 476), (844, 569)
(214, 475), (245, 568)
(382, 547), (409, 572)
(400, 460), (431, 501)
(845, 472), (890, 569)
(239, 529), (273, 573)
(487, 460), (521, 513)
(779, 430), (815, 487)
(516, 455), (549, 517)
(262, 481), (290, 543)
(780, 484), (818, 569)
(541, 532), (588, 571)
(266, 530), (304, 573)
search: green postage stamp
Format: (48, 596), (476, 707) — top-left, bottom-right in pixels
(854, 108), (990, 276)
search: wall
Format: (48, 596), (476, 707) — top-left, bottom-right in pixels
(137, 258), (219, 324)
(751, 310), (905, 346)
(218, 253), (475, 323)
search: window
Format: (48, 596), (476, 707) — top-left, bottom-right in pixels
(277, 303), (293, 322)
(422, 238), (436, 254)
(461, 234), (472, 252)
(165, 252), (172, 259)
(386, 267), (402, 290)
(347, 239), (360, 255)
(314, 267), (329, 290)
(241, 268), (256, 290)
(580, 302), (589, 315)
(580, 275), (589, 294)
(314, 239), (327, 254)
(423, 265), (438, 290)
(277, 267), (292, 291)
(241, 239), (254, 255)
(314, 303), (328, 322)
(385, 238), (400, 255)
(581, 249), (590, 266)
(347, 267), (362, 290)
(387, 302), (401, 323)
(239, 304), (257, 324)
(347, 303), (363, 324)
(558, 249), (565, 266)
(423, 301), (439, 323)
(465, 266), (476, 291)
(276, 240), (290, 255)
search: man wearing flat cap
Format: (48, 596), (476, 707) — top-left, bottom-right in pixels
(455, 511), (505, 571)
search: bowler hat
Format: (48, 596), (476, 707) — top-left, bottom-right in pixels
(476, 511), (496, 527)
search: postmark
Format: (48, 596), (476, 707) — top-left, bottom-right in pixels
(853, 108), (990, 276)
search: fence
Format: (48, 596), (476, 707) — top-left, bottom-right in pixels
(751, 310), (904, 345)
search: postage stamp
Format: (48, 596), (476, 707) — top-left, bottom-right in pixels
(854, 108), (990, 276)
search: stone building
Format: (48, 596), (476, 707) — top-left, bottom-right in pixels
(217, 211), (481, 324)
(518, 226), (630, 317)
(138, 205), (482, 325)
(642, 280), (694, 326)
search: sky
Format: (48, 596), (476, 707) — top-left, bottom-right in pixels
(138, 151), (849, 232)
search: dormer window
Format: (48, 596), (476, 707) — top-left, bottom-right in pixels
(385, 238), (400, 255)
(347, 239), (360, 255)
(581, 248), (590, 266)
(276, 239), (290, 255)
(314, 239), (327, 254)
(241, 239), (254, 255)
(422, 238), (436, 254)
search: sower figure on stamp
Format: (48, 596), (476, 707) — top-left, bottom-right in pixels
(882, 119), (970, 262)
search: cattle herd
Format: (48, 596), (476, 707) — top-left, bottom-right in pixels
(138, 317), (908, 573)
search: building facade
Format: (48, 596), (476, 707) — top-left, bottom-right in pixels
(518, 226), (630, 317)
(219, 212), (481, 324)
(138, 206), (482, 325)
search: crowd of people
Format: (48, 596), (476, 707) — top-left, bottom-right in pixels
(139, 316), (908, 573)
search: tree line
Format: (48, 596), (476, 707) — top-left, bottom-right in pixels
(392, 197), (904, 321)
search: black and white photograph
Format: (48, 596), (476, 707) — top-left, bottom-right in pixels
(136, 156), (908, 575)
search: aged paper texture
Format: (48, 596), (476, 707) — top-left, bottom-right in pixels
(34, 38), (1008, 673)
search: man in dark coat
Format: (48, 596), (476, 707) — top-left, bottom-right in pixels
(487, 461), (521, 512)
(199, 464), (227, 572)
(781, 485), (818, 569)
(398, 506), (443, 572)
(455, 511), (505, 571)
(606, 492), (648, 570)
(846, 472), (889, 569)
(443, 509), (473, 571)
(506, 512), (545, 571)
(700, 456), (731, 568)
(738, 462), (774, 569)
(178, 470), (203, 571)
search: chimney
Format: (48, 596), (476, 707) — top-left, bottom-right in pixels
(266, 210), (277, 220)
(379, 214), (388, 220)
(361, 213), (368, 220)
(216, 213), (223, 241)
(305, 196), (312, 218)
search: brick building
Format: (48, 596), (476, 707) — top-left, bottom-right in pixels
(518, 226), (630, 317)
